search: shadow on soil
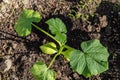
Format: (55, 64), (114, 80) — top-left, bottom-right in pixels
(31, 14), (90, 50)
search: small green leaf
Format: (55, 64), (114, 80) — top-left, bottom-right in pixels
(62, 48), (75, 61)
(70, 39), (109, 77)
(40, 42), (58, 54)
(46, 18), (67, 44)
(14, 9), (41, 36)
(30, 62), (56, 80)
(55, 32), (67, 44)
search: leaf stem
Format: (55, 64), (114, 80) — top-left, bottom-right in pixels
(64, 45), (74, 50)
(31, 23), (62, 47)
(48, 46), (64, 69)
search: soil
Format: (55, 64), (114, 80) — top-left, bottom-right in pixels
(0, 0), (120, 80)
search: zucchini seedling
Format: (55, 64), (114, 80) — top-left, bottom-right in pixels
(14, 9), (109, 80)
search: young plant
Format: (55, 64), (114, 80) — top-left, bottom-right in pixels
(69, 0), (100, 21)
(14, 9), (109, 80)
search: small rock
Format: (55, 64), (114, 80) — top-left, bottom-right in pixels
(99, 15), (108, 28)
(87, 25), (93, 32)
(96, 26), (101, 32)
(4, 58), (12, 72)
(3, 0), (10, 4)
(0, 74), (1, 80)
(0, 13), (2, 17)
(11, 74), (19, 80)
(118, 12), (120, 15)
(12, 43), (17, 49)
(1, 52), (5, 56)
(7, 47), (12, 54)
(73, 73), (80, 80)
(89, 33), (101, 39)
(22, 0), (30, 8)
(0, 56), (12, 73)
(57, 70), (61, 78)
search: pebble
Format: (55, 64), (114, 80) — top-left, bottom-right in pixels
(3, 0), (10, 4)
(99, 15), (108, 28)
(0, 56), (12, 73)
(118, 12), (120, 15)
(0, 74), (1, 80)
(12, 43), (17, 49)
(3, 58), (12, 72)
(87, 25), (93, 32)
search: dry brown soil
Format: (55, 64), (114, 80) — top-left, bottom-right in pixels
(0, 0), (120, 80)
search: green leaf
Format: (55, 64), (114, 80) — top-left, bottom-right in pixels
(55, 32), (67, 44)
(40, 42), (58, 54)
(30, 62), (56, 80)
(46, 18), (67, 44)
(62, 48), (75, 61)
(14, 9), (41, 36)
(70, 39), (109, 77)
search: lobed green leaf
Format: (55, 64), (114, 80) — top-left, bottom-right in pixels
(46, 18), (67, 44)
(70, 39), (109, 77)
(30, 62), (56, 80)
(14, 9), (41, 36)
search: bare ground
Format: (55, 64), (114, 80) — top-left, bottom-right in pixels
(0, 0), (120, 80)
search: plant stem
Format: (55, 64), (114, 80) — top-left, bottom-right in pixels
(31, 23), (62, 46)
(64, 45), (74, 50)
(48, 46), (64, 69)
